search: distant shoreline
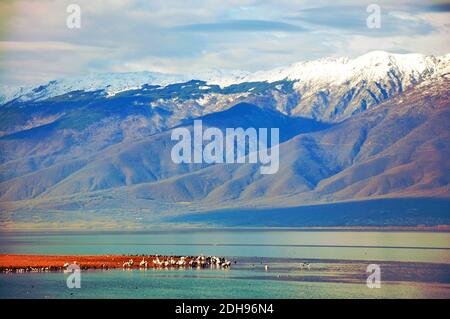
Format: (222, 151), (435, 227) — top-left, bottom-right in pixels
(1, 225), (449, 234)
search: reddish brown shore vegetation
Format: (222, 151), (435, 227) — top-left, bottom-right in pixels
(0, 254), (232, 273)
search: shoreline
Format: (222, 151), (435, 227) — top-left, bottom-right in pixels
(0, 254), (232, 273)
(2, 254), (450, 272)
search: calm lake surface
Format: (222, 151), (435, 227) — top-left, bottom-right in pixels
(1, 229), (449, 298)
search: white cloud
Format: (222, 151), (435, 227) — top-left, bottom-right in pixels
(0, 0), (448, 86)
(0, 41), (110, 52)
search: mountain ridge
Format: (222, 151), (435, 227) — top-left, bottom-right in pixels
(2, 51), (448, 106)
(0, 52), (449, 228)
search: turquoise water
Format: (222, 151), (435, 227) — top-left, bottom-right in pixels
(1, 230), (449, 298)
(1, 269), (448, 299)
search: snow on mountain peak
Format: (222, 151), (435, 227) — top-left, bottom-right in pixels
(1, 51), (448, 104)
(247, 51), (448, 87)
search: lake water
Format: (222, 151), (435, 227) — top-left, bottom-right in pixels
(1, 229), (449, 298)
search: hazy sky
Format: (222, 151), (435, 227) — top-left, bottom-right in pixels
(0, 0), (449, 86)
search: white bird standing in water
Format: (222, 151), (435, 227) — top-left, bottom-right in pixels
(139, 258), (148, 268)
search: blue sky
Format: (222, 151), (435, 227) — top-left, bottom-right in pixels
(0, 0), (449, 86)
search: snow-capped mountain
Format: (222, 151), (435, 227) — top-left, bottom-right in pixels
(246, 51), (449, 85)
(2, 51), (448, 106)
(0, 69), (251, 104)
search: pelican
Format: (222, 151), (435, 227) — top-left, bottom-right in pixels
(264, 265), (269, 271)
(139, 258), (148, 268)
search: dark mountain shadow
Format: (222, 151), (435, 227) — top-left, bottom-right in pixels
(179, 102), (331, 143)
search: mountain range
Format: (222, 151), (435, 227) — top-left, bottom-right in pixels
(0, 51), (449, 229)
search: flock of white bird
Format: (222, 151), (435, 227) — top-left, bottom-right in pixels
(2, 257), (314, 273)
(121, 255), (232, 269)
